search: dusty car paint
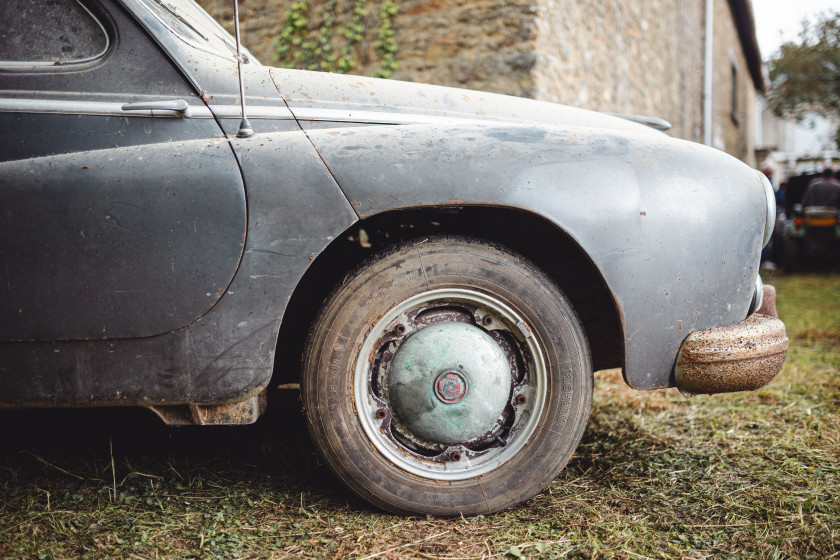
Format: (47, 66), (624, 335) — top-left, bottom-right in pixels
(0, 132), (355, 406)
(300, 122), (766, 389)
(0, 138), (246, 341)
(0, 0), (782, 412)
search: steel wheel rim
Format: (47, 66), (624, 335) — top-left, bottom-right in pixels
(353, 288), (548, 481)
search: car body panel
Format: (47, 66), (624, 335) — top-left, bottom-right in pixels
(0, 0), (776, 408)
(302, 122), (765, 388)
(271, 67), (658, 134)
(0, 137), (246, 340)
(0, 130), (357, 406)
(0, 0), (250, 340)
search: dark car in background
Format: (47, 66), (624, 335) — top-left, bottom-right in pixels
(0, 0), (788, 515)
(777, 171), (840, 270)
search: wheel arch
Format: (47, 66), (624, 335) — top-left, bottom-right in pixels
(271, 205), (624, 388)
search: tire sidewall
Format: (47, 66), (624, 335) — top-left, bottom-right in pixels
(303, 237), (592, 515)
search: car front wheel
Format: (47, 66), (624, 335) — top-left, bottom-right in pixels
(301, 237), (592, 515)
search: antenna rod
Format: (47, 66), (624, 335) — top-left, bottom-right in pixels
(233, 0), (254, 138)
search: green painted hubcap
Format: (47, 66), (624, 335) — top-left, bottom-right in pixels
(388, 322), (511, 444)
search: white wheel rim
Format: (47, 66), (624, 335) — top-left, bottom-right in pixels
(353, 288), (548, 481)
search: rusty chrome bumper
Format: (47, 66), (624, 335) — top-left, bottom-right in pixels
(675, 312), (788, 395)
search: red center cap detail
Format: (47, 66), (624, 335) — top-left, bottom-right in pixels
(434, 371), (467, 404)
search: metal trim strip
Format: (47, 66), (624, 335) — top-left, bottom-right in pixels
(0, 99), (294, 120)
(0, 98), (211, 118)
(0, 100), (499, 125)
(209, 105), (293, 120)
(290, 107), (495, 126)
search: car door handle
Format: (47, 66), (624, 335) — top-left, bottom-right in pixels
(121, 99), (190, 117)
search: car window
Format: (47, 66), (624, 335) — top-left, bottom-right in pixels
(0, 0), (109, 66)
(134, 0), (248, 62)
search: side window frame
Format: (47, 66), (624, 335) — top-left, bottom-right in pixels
(0, 0), (114, 72)
(0, 0), (204, 100)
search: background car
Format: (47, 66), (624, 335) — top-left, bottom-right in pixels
(0, 0), (787, 515)
(777, 172), (840, 270)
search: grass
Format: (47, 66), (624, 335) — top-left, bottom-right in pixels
(0, 271), (838, 559)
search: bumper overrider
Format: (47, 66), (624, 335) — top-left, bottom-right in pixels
(675, 285), (788, 395)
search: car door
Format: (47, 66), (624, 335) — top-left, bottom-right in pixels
(0, 0), (246, 341)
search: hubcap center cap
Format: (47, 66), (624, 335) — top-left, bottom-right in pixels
(434, 371), (467, 403)
(387, 322), (511, 444)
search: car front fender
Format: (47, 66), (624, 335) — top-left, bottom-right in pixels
(305, 122), (767, 389)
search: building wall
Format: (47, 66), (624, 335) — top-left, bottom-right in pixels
(198, 0), (541, 96)
(385, 0), (539, 97)
(710, 0), (756, 166)
(531, 0), (705, 143)
(196, 0), (759, 165)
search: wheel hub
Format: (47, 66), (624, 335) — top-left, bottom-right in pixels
(434, 371), (467, 403)
(388, 322), (511, 444)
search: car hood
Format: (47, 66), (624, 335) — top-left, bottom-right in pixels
(269, 68), (665, 136)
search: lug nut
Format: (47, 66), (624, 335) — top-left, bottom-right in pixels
(394, 324), (407, 335)
(482, 315), (493, 326)
(450, 450), (462, 461)
(515, 394), (527, 405)
(375, 408), (387, 420)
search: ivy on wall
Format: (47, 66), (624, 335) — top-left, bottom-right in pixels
(273, 0), (398, 78)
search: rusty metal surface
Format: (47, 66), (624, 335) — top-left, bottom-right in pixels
(676, 314), (788, 395)
(756, 284), (778, 318)
(148, 391), (266, 426)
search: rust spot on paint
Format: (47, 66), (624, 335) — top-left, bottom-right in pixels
(640, 211), (646, 216)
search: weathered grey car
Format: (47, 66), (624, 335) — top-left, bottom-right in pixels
(0, 0), (788, 515)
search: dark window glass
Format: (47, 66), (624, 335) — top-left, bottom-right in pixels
(0, 0), (108, 64)
(136, 0), (247, 62)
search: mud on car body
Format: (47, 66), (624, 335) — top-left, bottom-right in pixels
(0, 0), (787, 515)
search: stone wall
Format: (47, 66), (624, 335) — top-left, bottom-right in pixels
(532, 0), (705, 144)
(197, 0), (758, 164)
(197, 0), (284, 63)
(384, 0), (539, 97)
(198, 0), (540, 95)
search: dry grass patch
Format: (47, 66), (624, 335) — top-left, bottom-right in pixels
(0, 272), (837, 559)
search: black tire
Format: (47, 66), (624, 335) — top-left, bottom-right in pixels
(301, 237), (592, 515)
